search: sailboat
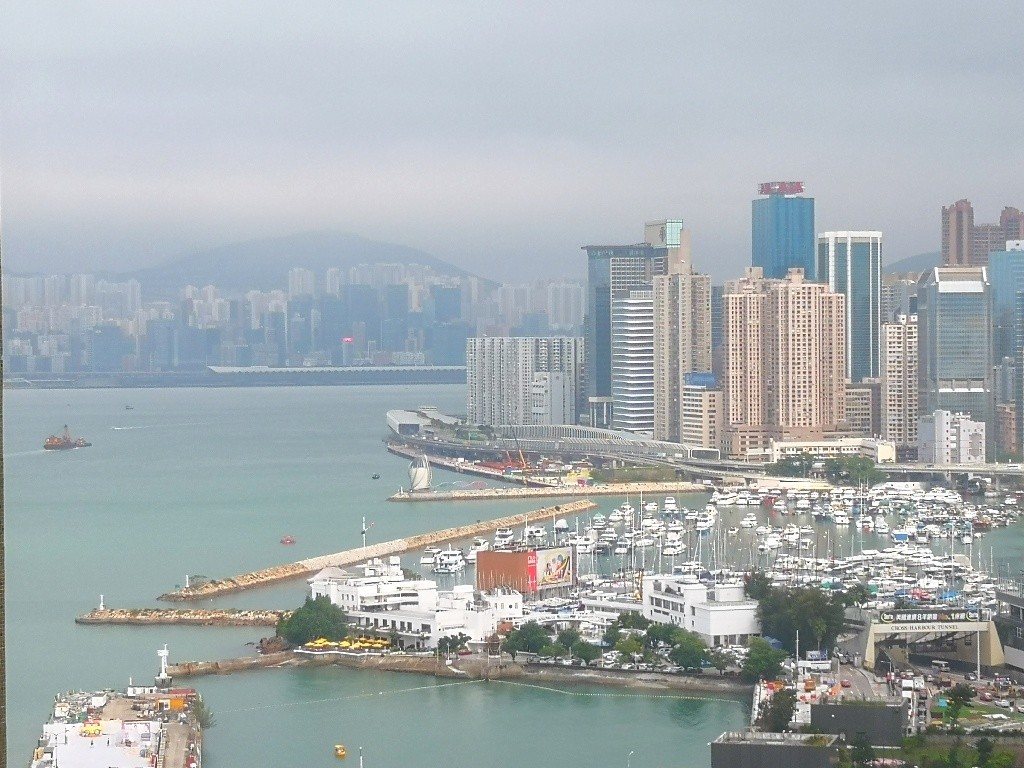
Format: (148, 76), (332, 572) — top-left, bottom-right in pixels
(408, 455), (432, 492)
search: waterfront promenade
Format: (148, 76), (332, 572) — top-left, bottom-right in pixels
(157, 498), (597, 602)
(76, 607), (286, 626)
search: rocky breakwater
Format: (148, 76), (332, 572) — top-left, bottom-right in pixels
(75, 607), (288, 626)
(158, 499), (597, 602)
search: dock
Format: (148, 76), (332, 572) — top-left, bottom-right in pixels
(389, 480), (710, 501)
(157, 498), (597, 602)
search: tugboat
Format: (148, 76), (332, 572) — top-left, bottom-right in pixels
(43, 425), (91, 450)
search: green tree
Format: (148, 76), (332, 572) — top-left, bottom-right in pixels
(744, 569), (774, 601)
(539, 643), (566, 659)
(975, 737), (994, 768)
(502, 633), (525, 661)
(741, 638), (787, 682)
(849, 731), (874, 768)
(755, 585), (846, 654)
(615, 635), (644, 661)
(987, 752), (1016, 768)
(571, 640), (602, 665)
(503, 621), (552, 655)
(708, 647), (732, 675)
(757, 688), (796, 732)
(668, 630), (708, 670)
(842, 582), (872, 608)
(945, 683), (975, 728)
(437, 633), (471, 657)
(276, 595), (349, 646)
(618, 611), (651, 630)
(602, 624), (622, 648)
(645, 623), (677, 649)
(556, 628), (581, 650)
(190, 697), (216, 729)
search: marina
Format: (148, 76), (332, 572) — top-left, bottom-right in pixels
(157, 499), (597, 601)
(10, 384), (1024, 767)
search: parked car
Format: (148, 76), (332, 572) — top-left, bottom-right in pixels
(965, 672), (978, 681)
(995, 698), (1011, 708)
(841, 679), (852, 688)
(979, 691), (994, 702)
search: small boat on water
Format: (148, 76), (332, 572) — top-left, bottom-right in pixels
(44, 425), (91, 450)
(280, 535), (296, 545)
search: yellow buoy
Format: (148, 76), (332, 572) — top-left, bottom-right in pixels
(334, 744), (347, 759)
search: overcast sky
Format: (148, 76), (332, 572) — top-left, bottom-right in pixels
(1, 2), (1021, 283)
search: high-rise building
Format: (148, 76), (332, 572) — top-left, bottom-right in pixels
(722, 268), (846, 459)
(817, 231), (882, 382)
(942, 199), (974, 267)
(881, 314), (919, 449)
(465, 336), (583, 426)
(288, 268), (315, 299)
(943, 200), (1023, 268)
(610, 290), (655, 435)
(545, 280), (585, 332)
(652, 229), (712, 441)
(680, 383), (723, 450)
(845, 379), (881, 438)
(881, 273), (919, 324)
(989, 241), (1024, 455)
(583, 220), (678, 407)
(917, 266), (993, 453)
(752, 181), (815, 279)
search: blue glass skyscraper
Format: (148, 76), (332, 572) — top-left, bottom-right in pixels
(817, 231), (882, 383)
(752, 182), (815, 279)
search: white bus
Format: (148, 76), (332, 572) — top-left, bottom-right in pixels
(931, 660), (950, 672)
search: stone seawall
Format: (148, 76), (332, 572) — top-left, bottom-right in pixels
(75, 608), (287, 626)
(157, 499), (597, 602)
(167, 651), (754, 695)
(389, 480), (710, 502)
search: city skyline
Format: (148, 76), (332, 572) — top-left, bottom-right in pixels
(2, 3), (1022, 282)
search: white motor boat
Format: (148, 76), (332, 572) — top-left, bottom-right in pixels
(433, 547), (466, 573)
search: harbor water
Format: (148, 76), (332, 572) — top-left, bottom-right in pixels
(4, 385), (751, 767)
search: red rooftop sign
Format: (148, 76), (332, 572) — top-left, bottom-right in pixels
(759, 181), (804, 195)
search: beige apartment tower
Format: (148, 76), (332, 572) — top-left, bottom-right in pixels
(652, 229), (712, 441)
(722, 268), (846, 459)
(880, 314), (919, 448)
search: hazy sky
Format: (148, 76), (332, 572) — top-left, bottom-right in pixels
(2, 2), (1021, 282)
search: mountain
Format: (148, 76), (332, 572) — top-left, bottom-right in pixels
(884, 250), (939, 275)
(121, 230), (483, 299)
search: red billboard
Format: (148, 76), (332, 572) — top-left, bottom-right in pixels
(758, 181), (804, 196)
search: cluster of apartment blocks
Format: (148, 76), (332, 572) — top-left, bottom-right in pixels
(465, 192), (1024, 464)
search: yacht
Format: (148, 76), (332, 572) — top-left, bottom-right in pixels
(465, 537), (490, 563)
(663, 496), (678, 513)
(420, 546), (442, 565)
(433, 547), (466, 573)
(494, 528), (515, 548)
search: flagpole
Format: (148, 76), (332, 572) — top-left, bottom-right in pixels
(362, 516), (367, 549)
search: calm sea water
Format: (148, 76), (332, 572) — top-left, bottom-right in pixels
(3, 385), (750, 767)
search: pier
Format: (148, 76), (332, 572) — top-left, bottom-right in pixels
(157, 499), (597, 602)
(389, 479), (710, 501)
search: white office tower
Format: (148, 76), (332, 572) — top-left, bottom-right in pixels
(610, 290), (655, 435)
(288, 267), (316, 299)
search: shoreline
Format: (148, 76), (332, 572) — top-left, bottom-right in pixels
(167, 650), (754, 697)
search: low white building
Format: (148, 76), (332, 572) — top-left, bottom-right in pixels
(641, 574), (760, 647)
(308, 557), (523, 650)
(768, 437), (897, 464)
(917, 410), (986, 465)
